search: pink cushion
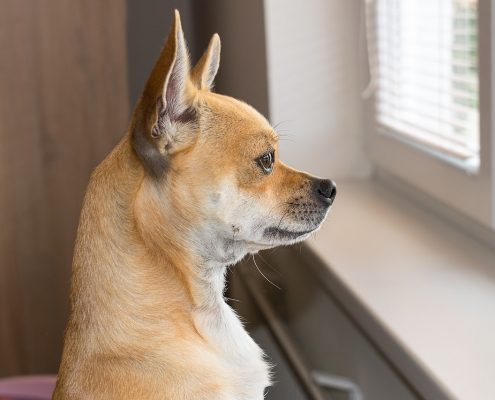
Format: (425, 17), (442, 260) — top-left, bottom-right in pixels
(0, 375), (56, 400)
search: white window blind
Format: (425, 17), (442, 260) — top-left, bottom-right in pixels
(368, 0), (480, 169)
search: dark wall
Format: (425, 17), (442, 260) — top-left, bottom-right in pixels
(127, 0), (270, 117)
(193, 0), (270, 117)
(0, 0), (129, 376)
(126, 0), (197, 107)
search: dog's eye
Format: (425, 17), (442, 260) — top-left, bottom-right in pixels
(258, 151), (274, 174)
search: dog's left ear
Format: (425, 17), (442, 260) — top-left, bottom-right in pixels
(131, 10), (197, 178)
(191, 34), (221, 91)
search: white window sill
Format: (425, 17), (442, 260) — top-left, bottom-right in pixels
(306, 179), (495, 400)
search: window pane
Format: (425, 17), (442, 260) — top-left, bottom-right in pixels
(373, 0), (479, 168)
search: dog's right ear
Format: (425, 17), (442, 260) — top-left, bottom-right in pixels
(131, 10), (197, 178)
(191, 34), (221, 91)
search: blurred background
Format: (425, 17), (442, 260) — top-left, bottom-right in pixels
(1, 1), (493, 400)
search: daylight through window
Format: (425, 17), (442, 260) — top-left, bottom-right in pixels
(372, 0), (479, 169)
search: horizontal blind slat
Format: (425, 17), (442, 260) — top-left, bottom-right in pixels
(376, 103), (477, 135)
(377, 117), (477, 159)
(377, 92), (477, 117)
(378, 113), (478, 151)
(376, 49), (478, 70)
(378, 78), (478, 104)
(376, 108), (478, 147)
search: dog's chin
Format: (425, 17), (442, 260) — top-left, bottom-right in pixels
(261, 226), (315, 245)
(260, 210), (332, 246)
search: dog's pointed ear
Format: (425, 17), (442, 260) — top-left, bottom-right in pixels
(131, 10), (197, 178)
(191, 34), (221, 91)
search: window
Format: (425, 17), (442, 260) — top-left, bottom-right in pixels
(375, 0), (479, 170)
(366, 0), (493, 229)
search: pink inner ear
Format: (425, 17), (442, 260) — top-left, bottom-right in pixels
(203, 38), (220, 89)
(205, 53), (219, 89)
(163, 28), (190, 120)
(165, 65), (180, 106)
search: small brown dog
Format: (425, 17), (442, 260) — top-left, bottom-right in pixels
(53, 10), (336, 400)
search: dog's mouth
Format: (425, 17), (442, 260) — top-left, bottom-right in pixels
(263, 226), (314, 241)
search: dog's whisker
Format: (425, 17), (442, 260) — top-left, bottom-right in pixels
(272, 119), (293, 131)
(256, 252), (281, 275)
(275, 209), (290, 232)
(251, 254), (281, 290)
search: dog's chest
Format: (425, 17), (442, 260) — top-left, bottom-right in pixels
(193, 302), (270, 399)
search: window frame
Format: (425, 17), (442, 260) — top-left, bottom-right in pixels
(367, 0), (493, 228)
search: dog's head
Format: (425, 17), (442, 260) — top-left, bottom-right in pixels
(131, 11), (336, 265)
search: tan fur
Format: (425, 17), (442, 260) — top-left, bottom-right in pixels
(53, 10), (334, 400)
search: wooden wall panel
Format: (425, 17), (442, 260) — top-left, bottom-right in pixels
(0, 0), (129, 376)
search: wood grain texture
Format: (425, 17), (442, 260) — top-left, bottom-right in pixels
(0, 0), (129, 376)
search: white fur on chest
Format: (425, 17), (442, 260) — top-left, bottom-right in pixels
(193, 300), (270, 400)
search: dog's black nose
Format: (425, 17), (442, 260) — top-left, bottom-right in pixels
(316, 179), (337, 204)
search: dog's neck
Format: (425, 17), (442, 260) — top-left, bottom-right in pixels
(70, 138), (232, 346)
